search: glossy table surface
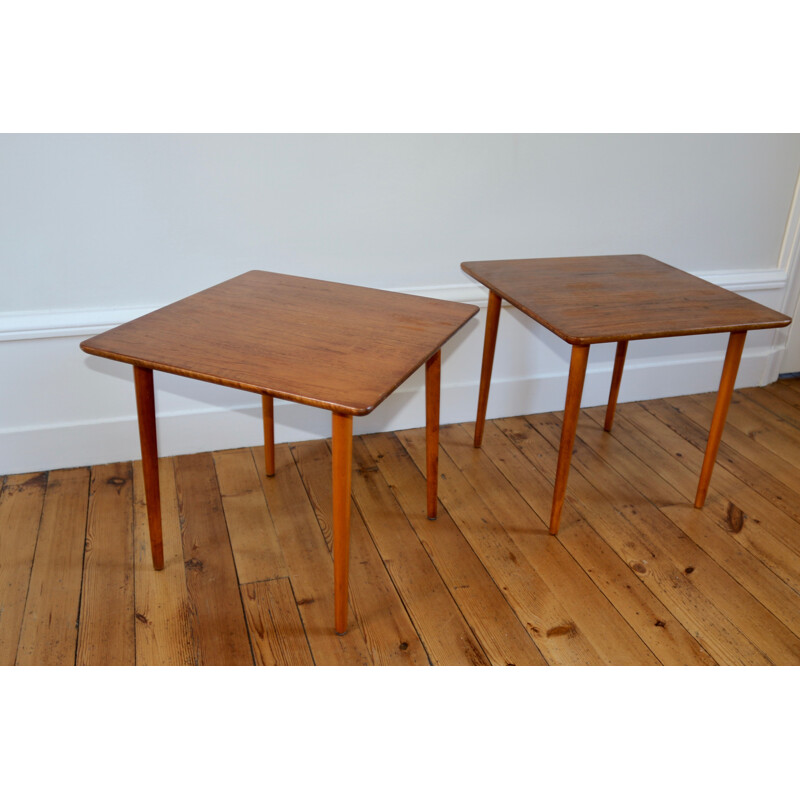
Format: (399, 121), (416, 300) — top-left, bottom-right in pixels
(462, 254), (791, 345)
(81, 270), (479, 415)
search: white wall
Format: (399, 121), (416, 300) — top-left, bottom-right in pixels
(2, 134), (800, 474)
(777, 173), (800, 374)
(783, 291), (800, 374)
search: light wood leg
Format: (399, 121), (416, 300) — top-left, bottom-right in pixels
(474, 290), (502, 447)
(332, 412), (353, 634)
(549, 344), (590, 534)
(604, 340), (628, 432)
(694, 331), (747, 508)
(425, 350), (441, 520)
(133, 366), (164, 570)
(262, 394), (275, 477)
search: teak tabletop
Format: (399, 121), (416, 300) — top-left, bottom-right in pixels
(81, 270), (478, 634)
(461, 254), (790, 345)
(81, 269), (478, 416)
(462, 254), (792, 533)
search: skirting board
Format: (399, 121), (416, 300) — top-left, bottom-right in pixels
(0, 268), (789, 341)
(0, 341), (779, 475)
(0, 268), (791, 474)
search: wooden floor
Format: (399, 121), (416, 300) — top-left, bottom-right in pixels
(3, 380), (800, 666)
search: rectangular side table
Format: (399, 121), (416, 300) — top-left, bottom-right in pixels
(81, 271), (478, 633)
(462, 254), (792, 533)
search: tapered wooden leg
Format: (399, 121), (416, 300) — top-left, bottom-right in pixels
(474, 290), (502, 447)
(262, 394), (275, 477)
(549, 344), (590, 534)
(133, 365), (164, 570)
(332, 412), (353, 634)
(604, 340), (628, 432)
(694, 331), (747, 508)
(425, 350), (441, 520)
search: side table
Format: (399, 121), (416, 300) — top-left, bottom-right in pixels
(81, 271), (478, 633)
(462, 254), (792, 533)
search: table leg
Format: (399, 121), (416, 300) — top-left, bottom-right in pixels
(474, 290), (502, 447)
(262, 394), (275, 477)
(425, 350), (441, 520)
(694, 330), (747, 508)
(549, 344), (590, 534)
(604, 340), (628, 432)
(332, 412), (353, 634)
(133, 365), (164, 570)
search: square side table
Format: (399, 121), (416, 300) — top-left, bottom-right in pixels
(462, 254), (792, 532)
(81, 270), (478, 633)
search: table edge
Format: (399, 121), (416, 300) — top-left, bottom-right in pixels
(80, 302), (479, 416)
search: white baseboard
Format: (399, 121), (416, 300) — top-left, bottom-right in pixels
(0, 268), (789, 341)
(0, 341), (779, 475)
(0, 268), (790, 475)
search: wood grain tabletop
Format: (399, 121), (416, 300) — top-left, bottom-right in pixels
(462, 254), (791, 345)
(81, 270), (479, 415)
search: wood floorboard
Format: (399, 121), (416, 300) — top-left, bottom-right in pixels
(16, 469), (88, 666)
(173, 452), (253, 666)
(436, 423), (660, 665)
(3, 381), (799, 665)
(535, 411), (800, 665)
(512, 413), (775, 665)
(251, 444), (371, 666)
(768, 380), (800, 408)
(472, 419), (715, 666)
(740, 385), (800, 427)
(214, 448), (288, 584)
(583, 405), (800, 636)
(646, 397), (800, 556)
(778, 377), (800, 395)
(0, 472), (48, 665)
(362, 432), (546, 666)
(240, 578), (315, 666)
(696, 390), (800, 470)
(398, 426), (607, 665)
(133, 458), (197, 666)
(293, 438), (430, 665)
(77, 462), (136, 666)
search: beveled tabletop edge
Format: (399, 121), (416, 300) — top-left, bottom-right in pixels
(78, 345), (433, 416)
